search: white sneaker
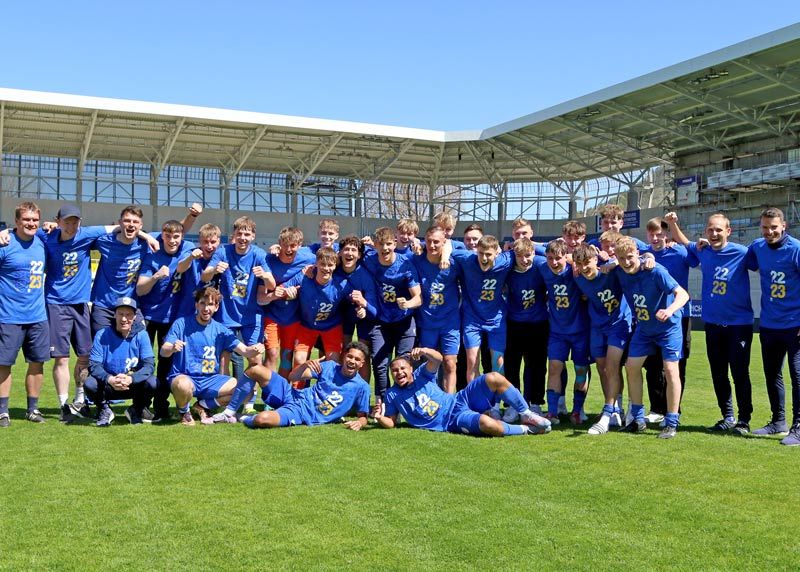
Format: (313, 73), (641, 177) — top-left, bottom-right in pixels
(557, 396), (568, 416)
(646, 412), (665, 424)
(487, 405), (502, 420)
(608, 412), (623, 428)
(588, 415), (610, 435)
(502, 407), (519, 423)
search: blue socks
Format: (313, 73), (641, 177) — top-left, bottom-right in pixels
(227, 374), (256, 414)
(572, 390), (587, 413)
(0, 397), (8, 415)
(241, 415), (255, 428)
(665, 412), (681, 428)
(26, 396), (38, 412)
(601, 404), (615, 416)
(499, 386), (527, 413)
(631, 403), (645, 423)
(546, 389), (560, 415)
(502, 422), (526, 436)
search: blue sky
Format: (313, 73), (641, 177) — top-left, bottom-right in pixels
(3, 1), (799, 130)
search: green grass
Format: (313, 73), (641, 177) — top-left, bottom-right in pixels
(1, 332), (799, 571)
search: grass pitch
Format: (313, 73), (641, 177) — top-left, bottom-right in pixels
(1, 332), (798, 571)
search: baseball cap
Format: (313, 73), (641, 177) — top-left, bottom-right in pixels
(114, 296), (138, 311)
(57, 205), (82, 220)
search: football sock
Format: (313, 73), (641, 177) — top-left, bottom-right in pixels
(631, 403), (645, 423)
(665, 412), (681, 428)
(227, 374), (256, 415)
(0, 397), (8, 415)
(241, 415), (255, 428)
(546, 389), (560, 415)
(602, 404), (615, 416)
(499, 386), (527, 413)
(27, 396), (39, 412)
(74, 387), (85, 403)
(572, 390), (587, 413)
(502, 422), (526, 436)
(178, 404), (190, 414)
(58, 393), (68, 407)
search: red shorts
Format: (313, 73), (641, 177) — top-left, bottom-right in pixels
(294, 323), (344, 357)
(264, 319), (299, 352)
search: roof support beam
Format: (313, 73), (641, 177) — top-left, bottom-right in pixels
(354, 139), (415, 191)
(427, 143), (445, 221)
(483, 138), (573, 196)
(151, 118), (186, 182)
(600, 100), (729, 154)
(223, 125), (268, 180)
(76, 110), (99, 205)
(734, 58), (800, 95)
(291, 133), (344, 190)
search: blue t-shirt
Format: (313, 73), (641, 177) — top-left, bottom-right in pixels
(361, 251), (420, 323)
(209, 244), (270, 327)
(687, 242), (753, 326)
(575, 268), (632, 331)
(174, 255), (220, 319)
(383, 365), (454, 432)
(298, 360), (371, 425)
(505, 259), (548, 323)
(283, 272), (354, 330)
(164, 316), (240, 380)
(540, 261), (589, 335)
(91, 234), (150, 309)
(453, 250), (514, 326)
(341, 265), (379, 322)
(263, 249), (316, 325)
(137, 240), (195, 323)
(616, 263), (681, 335)
(411, 254), (461, 330)
(646, 244), (690, 289)
(89, 327), (154, 376)
(0, 232), (47, 324)
(746, 235), (800, 329)
(41, 225), (107, 305)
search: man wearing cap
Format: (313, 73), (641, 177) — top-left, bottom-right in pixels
(84, 297), (156, 427)
(0, 202), (50, 426)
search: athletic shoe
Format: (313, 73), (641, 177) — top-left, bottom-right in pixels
(140, 407), (155, 423)
(0, 412), (10, 427)
(151, 410), (171, 424)
(645, 412), (664, 424)
(96, 406), (114, 427)
(180, 411), (195, 426)
(544, 412), (561, 426)
(529, 404), (543, 416)
(521, 413), (551, 434)
(731, 421), (750, 436)
(557, 396), (568, 416)
(619, 419), (646, 433)
(487, 405), (502, 420)
(708, 418), (736, 432)
(780, 424), (800, 446)
(124, 406), (143, 425)
(570, 411), (583, 426)
(588, 417), (609, 435)
(658, 426), (677, 439)
(25, 409), (45, 423)
(191, 402), (211, 423)
(502, 407), (519, 423)
(752, 421), (789, 436)
(207, 412), (238, 424)
(59, 403), (76, 424)
(69, 401), (92, 419)
(608, 412), (623, 428)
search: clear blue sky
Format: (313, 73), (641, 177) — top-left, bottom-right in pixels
(3, 1), (799, 130)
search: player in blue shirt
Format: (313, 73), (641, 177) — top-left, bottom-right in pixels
(160, 286), (264, 426)
(338, 235), (378, 382)
(174, 223), (223, 319)
(84, 297), (156, 427)
(615, 237), (689, 439)
(374, 347), (551, 436)
(238, 341), (371, 430)
(587, 203), (649, 253)
(412, 226), (462, 393)
(361, 227), (422, 401)
(666, 212), (753, 435)
(540, 239), (591, 426)
(90, 205), (152, 336)
(504, 238), (549, 418)
(572, 243), (632, 434)
(744, 207), (800, 445)
(452, 235), (514, 381)
(0, 202), (50, 426)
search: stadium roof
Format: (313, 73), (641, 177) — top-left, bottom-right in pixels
(1, 23), (800, 188)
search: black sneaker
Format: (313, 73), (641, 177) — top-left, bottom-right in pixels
(151, 410), (170, 424)
(69, 401), (92, 419)
(0, 412), (9, 427)
(619, 419), (646, 433)
(658, 426), (677, 439)
(140, 407), (155, 423)
(752, 421), (789, 436)
(25, 409), (46, 423)
(96, 406), (115, 427)
(708, 418), (736, 432)
(731, 421), (750, 436)
(124, 406), (143, 425)
(59, 403), (76, 424)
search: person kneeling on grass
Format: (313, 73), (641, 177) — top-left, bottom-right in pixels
(160, 286), (264, 426)
(234, 341), (371, 430)
(84, 297), (156, 427)
(373, 347), (551, 436)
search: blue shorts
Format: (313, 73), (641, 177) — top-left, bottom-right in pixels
(629, 324), (683, 362)
(462, 319), (506, 353)
(419, 323), (461, 356)
(548, 330), (590, 366)
(590, 320), (632, 360)
(0, 321), (51, 365)
(259, 372), (308, 426)
(446, 375), (498, 435)
(48, 303), (92, 357)
(174, 373), (233, 401)
(234, 316), (265, 346)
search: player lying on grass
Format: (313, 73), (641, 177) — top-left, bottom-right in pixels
(234, 341), (372, 430)
(372, 347), (551, 436)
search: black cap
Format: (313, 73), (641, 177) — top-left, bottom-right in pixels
(114, 296), (138, 311)
(56, 205), (82, 220)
